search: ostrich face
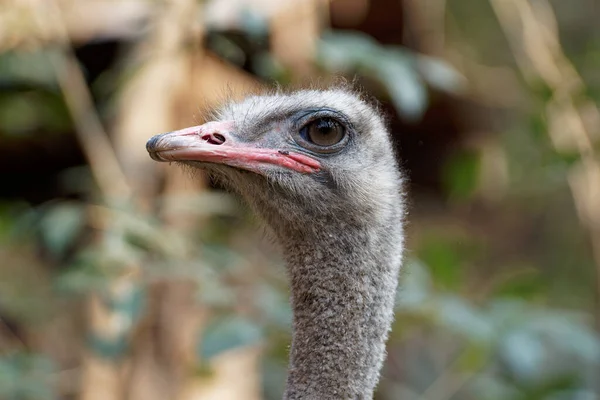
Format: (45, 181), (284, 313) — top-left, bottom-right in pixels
(147, 90), (401, 222)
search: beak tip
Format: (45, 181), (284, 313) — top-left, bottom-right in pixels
(146, 134), (162, 153)
(147, 134), (170, 162)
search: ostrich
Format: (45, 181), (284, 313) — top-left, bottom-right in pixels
(146, 88), (405, 399)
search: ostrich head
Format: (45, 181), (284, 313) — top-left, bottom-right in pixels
(147, 89), (402, 234)
(147, 88), (405, 399)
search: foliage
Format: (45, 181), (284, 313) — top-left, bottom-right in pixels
(0, 353), (55, 400)
(391, 261), (600, 398)
(317, 30), (466, 121)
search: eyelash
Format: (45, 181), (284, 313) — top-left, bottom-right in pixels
(294, 111), (352, 131)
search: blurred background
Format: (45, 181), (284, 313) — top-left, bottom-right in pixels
(1, 0), (600, 399)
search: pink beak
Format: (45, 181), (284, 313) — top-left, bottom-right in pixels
(146, 121), (321, 174)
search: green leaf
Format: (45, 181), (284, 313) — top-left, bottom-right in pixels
(418, 237), (464, 290)
(377, 51), (428, 121)
(546, 390), (598, 400)
(0, 90), (70, 137)
(38, 202), (86, 258)
(499, 330), (546, 383)
(252, 51), (289, 82)
(0, 353), (55, 399)
(88, 334), (129, 360)
(492, 269), (546, 300)
(437, 295), (494, 343)
(417, 55), (467, 94)
(549, 150), (581, 169)
(317, 30), (382, 70)
(199, 316), (263, 360)
(255, 283), (292, 329)
(442, 149), (481, 200)
(196, 268), (236, 308)
(395, 259), (432, 310)
(457, 343), (492, 371)
(0, 50), (58, 88)
(109, 285), (145, 325)
(468, 374), (521, 400)
(530, 315), (600, 364)
(56, 254), (108, 293)
(318, 31), (429, 120)
(0, 93), (41, 135)
(0, 201), (31, 240)
(207, 34), (246, 66)
(238, 8), (269, 39)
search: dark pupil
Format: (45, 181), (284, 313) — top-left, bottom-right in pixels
(307, 118), (343, 146)
(315, 119), (336, 135)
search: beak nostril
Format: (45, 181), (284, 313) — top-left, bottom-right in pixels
(201, 133), (226, 145)
(212, 133), (226, 144)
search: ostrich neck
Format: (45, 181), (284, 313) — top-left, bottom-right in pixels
(276, 215), (403, 400)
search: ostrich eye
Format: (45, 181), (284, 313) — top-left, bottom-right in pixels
(300, 118), (345, 147)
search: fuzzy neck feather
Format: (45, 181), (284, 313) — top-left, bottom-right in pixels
(271, 207), (403, 400)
